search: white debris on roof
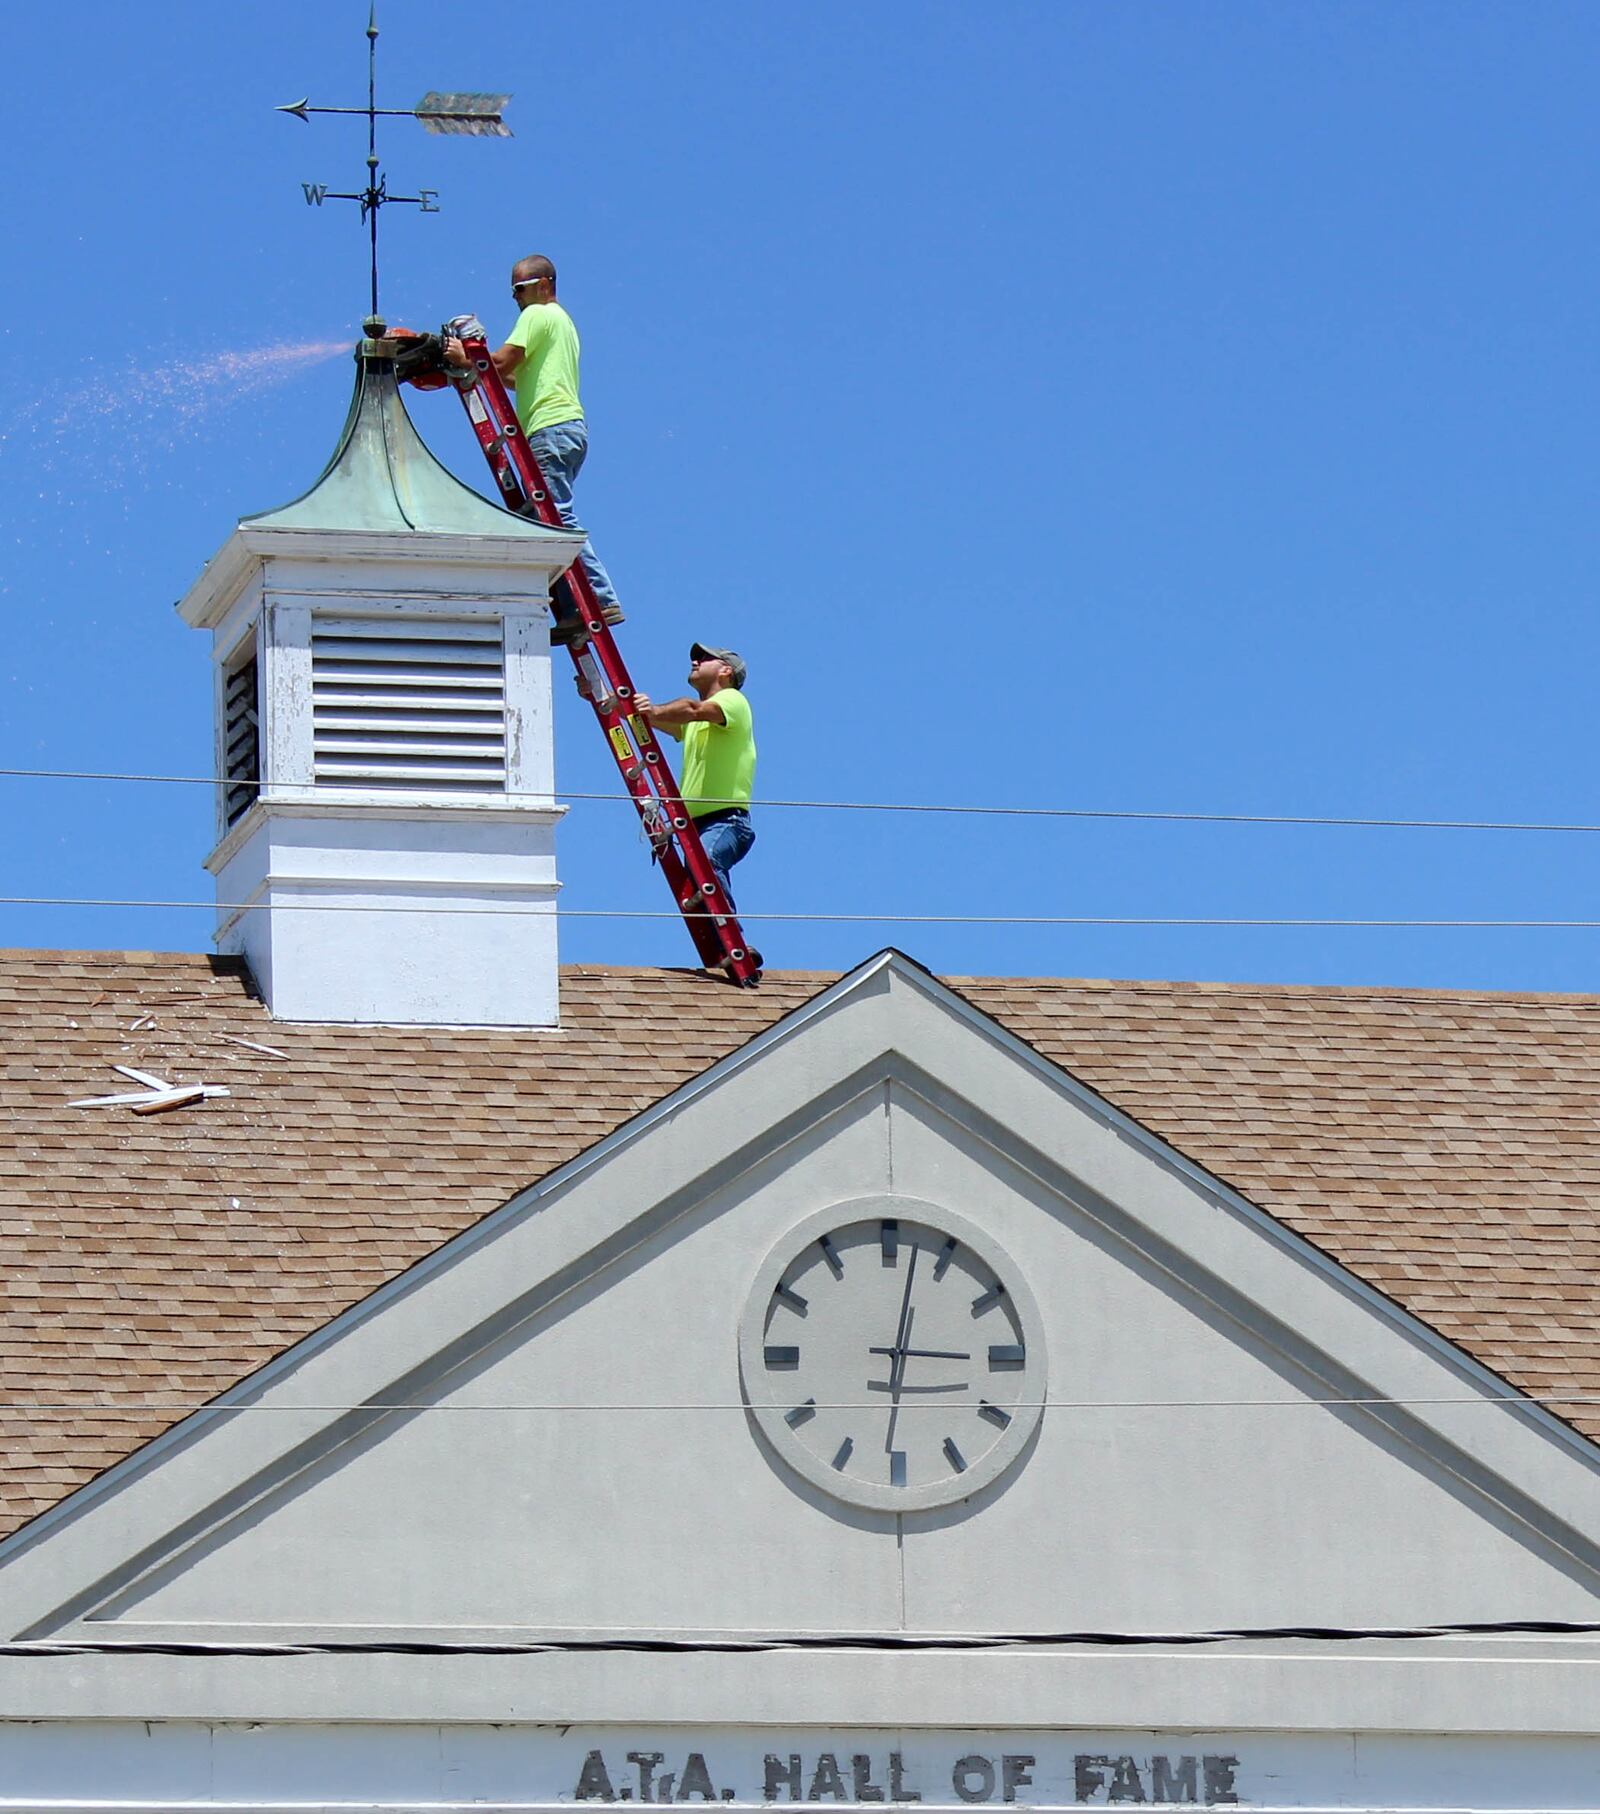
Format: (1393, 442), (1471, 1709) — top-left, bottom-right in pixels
(70, 1064), (232, 1116)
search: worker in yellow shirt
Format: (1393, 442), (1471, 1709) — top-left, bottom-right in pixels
(637, 642), (759, 973)
(464, 254), (622, 638)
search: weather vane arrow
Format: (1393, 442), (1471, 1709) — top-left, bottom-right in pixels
(278, 3), (513, 326)
(277, 92), (512, 135)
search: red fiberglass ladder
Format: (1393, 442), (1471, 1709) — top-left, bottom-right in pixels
(441, 332), (761, 986)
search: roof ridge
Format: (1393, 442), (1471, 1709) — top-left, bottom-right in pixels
(946, 974), (1600, 1009)
(0, 948), (247, 967)
(8, 949), (1600, 1009)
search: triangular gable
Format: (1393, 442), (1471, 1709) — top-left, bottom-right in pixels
(4, 952), (1598, 1645)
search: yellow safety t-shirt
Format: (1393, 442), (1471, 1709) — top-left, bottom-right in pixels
(504, 302), (583, 435)
(678, 687), (756, 816)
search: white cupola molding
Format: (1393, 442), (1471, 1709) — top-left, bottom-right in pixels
(176, 335), (587, 1028)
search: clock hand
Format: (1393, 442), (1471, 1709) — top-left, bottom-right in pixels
(889, 1242), (919, 1365)
(883, 1303), (915, 1455)
(881, 1246), (920, 1455)
(868, 1347), (971, 1361)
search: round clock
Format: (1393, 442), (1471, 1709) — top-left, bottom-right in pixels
(739, 1197), (1046, 1511)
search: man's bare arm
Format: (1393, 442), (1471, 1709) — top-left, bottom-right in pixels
(634, 693), (727, 730)
(442, 338), (523, 386)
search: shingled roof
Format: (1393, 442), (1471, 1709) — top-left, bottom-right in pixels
(3, 947), (1599, 1538)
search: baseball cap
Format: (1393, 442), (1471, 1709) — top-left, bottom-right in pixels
(690, 641), (747, 688)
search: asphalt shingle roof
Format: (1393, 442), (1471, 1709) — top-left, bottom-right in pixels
(3, 948), (1598, 1538)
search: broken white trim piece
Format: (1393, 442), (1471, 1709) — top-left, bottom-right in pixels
(216, 1033), (290, 1060)
(112, 1065), (172, 1091)
(70, 1071), (232, 1113)
(70, 1086), (231, 1112)
(129, 1086), (213, 1116)
(69, 1091), (169, 1109)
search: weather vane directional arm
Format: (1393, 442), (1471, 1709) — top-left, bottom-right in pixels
(277, 95), (513, 134)
(278, 3), (512, 326)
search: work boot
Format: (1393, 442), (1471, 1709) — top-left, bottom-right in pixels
(549, 605), (625, 645)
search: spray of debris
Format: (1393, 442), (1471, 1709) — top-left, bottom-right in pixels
(0, 337), (354, 610)
(128, 340), (352, 415)
(0, 339), (350, 471)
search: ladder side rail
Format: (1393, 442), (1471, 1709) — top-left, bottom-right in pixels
(655, 841), (733, 969)
(451, 339), (760, 982)
(457, 356), (712, 863)
(461, 388), (535, 514)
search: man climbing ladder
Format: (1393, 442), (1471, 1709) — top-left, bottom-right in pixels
(450, 253), (622, 639)
(637, 642), (758, 949)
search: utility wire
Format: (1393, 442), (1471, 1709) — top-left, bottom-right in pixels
(1, 1393), (1596, 1414)
(4, 766), (1599, 838)
(6, 895), (1600, 929)
(6, 1618), (1600, 1655)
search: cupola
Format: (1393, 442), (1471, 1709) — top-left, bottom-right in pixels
(176, 332), (586, 1027)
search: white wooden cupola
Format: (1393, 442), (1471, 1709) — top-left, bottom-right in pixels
(177, 334), (586, 1026)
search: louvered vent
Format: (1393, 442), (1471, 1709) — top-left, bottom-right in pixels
(311, 618), (507, 792)
(222, 647), (260, 827)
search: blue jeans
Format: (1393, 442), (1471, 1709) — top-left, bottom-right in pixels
(527, 419), (620, 613)
(695, 810), (755, 914)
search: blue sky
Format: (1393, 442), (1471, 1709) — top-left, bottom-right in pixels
(3, 0), (1597, 988)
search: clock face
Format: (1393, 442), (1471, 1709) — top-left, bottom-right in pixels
(739, 1198), (1046, 1512)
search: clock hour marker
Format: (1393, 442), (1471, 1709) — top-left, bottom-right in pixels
(786, 1399), (817, 1428)
(773, 1282), (809, 1315)
(933, 1237), (958, 1280)
(988, 1343), (1025, 1370)
(831, 1437), (854, 1471)
(819, 1234), (844, 1278)
(881, 1219), (899, 1265)
(971, 1283), (1007, 1316)
(889, 1449), (907, 1488)
(943, 1437), (967, 1474)
(978, 1399), (1012, 1428)
(764, 1345), (800, 1369)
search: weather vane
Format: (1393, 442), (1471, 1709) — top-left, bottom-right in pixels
(278, 2), (512, 328)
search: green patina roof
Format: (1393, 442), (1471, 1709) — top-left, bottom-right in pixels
(243, 344), (568, 541)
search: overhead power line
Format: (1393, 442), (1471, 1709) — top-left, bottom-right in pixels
(1, 1391), (1596, 1414)
(3, 766), (1600, 838)
(7, 1617), (1600, 1656)
(4, 894), (1600, 929)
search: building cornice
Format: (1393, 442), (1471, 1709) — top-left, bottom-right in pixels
(203, 793), (567, 875)
(176, 523), (586, 630)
